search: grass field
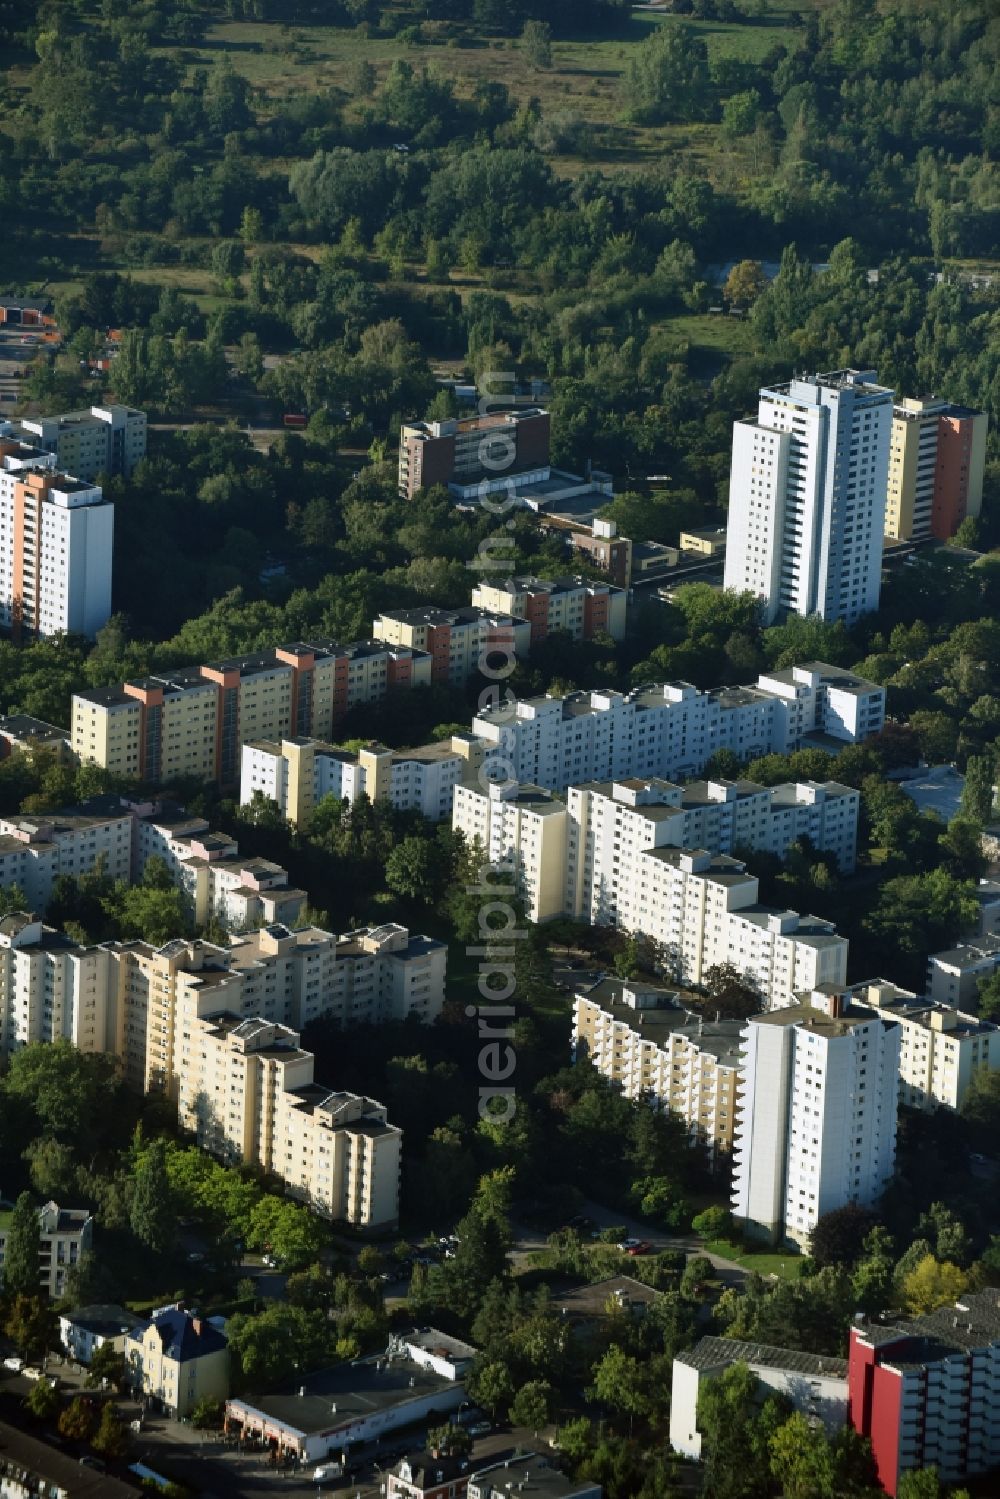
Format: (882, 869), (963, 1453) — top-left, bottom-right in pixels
(704, 1238), (806, 1279)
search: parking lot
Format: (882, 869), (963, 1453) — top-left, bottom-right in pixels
(0, 324), (46, 407)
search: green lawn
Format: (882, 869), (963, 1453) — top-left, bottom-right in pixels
(704, 1238), (805, 1280)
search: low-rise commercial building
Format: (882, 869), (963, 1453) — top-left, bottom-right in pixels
(471, 576), (627, 644)
(372, 606), (531, 688)
(225, 1330), (472, 1461)
(732, 987), (899, 1248)
(71, 639), (433, 786)
(849, 978), (1000, 1111)
(0, 1198), (94, 1299)
(126, 1303), (229, 1418)
(572, 978), (742, 1160)
(670, 1337), (847, 1460)
(849, 1292), (1000, 1495)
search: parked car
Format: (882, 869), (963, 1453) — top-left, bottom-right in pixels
(626, 1241), (651, 1256)
(618, 1238), (642, 1252)
(2, 1356), (23, 1372)
(468, 1421), (492, 1437)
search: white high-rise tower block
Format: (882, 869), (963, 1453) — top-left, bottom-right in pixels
(724, 369), (893, 625)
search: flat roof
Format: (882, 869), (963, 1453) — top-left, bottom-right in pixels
(229, 1353), (459, 1436)
(678, 1334), (847, 1379)
(576, 978), (744, 1066)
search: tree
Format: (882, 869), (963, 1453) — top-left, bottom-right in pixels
(724, 260), (767, 308)
(428, 1421), (471, 1456)
(130, 1138), (176, 1255)
(3, 1192), (41, 1297)
(897, 1469), (945, 1499)
(696, 963), (764, 1022)
(86, 1342), (127, 1392)
(246, 1196), (328, 1270)
(58, 1394), (98, 1443)
(384, 835), (448, 905)
(698, 1362), (785, 1499)
(4, 1295), (57, 1362)
(961, 755), (996, 825)
(976, 969), (1000, 1021)
(587, 1345), (647, 1431)
(901, 1255), (967, 1316)
(522, 19), (552, 69)
(809, 1205), (878, 1268)
(769, 1412), (837, 1499)
(469, 1358), (514, 1419)
(510, 1379), (552, 1434)
(691, 1206), (732, 1242)
(92, 1402), (129, 1460)
(227, 1303), (330, 1388)
(25, 1377), (60, 1421)
(623, 24), (710, 124)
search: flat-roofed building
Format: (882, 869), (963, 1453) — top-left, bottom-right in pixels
(71, 640), (433, 786)
(670, 1336), (847, 1460)
(452, 781), (568, 923)
(0, 804), (133, 912)
(849, 1292), (1000, 1496)
(0, 713), (72, 761)
(0, 457), (113, 640)
(241, 733), (483, 827)
(398, 408), (551, 501)
(175, 1012), (401, 1227)
(926, 934), (1000, 1009)
(572, 977), (742, 1160)
(372, 605), (531, 688)
(471, 664), (884, 797)
(849, 977), (1000, 1111)
(732, 987), (899, 1247)
(0, 913), (116, 1060)
(467, 1455), (601, 1499)
(884, 397), (988, 542)
(226, 1330), (472, 1461)
(19, 404), (146, 481)
(471, 575), (627, 643)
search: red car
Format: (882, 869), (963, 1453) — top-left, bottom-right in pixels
(625, 1240), (651, 1256)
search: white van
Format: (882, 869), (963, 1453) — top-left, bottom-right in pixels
(313, 1462), (343, 1483)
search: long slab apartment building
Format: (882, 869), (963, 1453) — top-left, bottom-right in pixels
(0, 911), (446, 1066)
(0, 914), (439, 1228)
(71, 638), (435, 786)
(471, 661), (885, 793)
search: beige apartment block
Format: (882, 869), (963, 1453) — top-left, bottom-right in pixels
(372, 605), (532, 688)
(177, 1014), (400, 1227)
(849, 978), (1000, 1112)
(573, 978), (742, 1160)
(452, 781), (568, 923)
(71, 641), (433, 787)
(471, 574), (627, 644)
(241, 732), (483, 827)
